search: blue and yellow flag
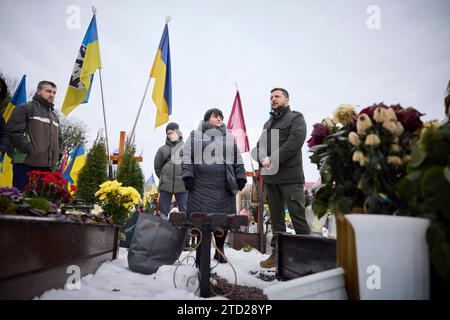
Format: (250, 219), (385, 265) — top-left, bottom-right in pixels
(150, 24), (172, 128)
(0, 75), (27, 187)
(61, 14), (102, 116)
(63, 143), (86, 189)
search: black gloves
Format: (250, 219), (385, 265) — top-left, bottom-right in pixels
(237, 179), (247, 191)
(184, 177), (195, 192)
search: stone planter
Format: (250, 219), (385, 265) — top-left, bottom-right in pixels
(336, 211), (430, 300)
(264, 267), (348, 300)
(0, 215), (119, 300)
(276, 233), (336, 280)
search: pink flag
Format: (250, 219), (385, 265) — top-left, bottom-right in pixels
(227, 91), (250, 153)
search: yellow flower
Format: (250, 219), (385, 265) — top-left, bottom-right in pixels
(395, 122), (404, 136)
(385, 108), (397, 121)
(365, 134), (381, 146)
(322, 117), (335, 130)
(357, 114), (372, 135)
(403, 155), (412, 164)
(332, 104), (357, 127)
(383, 120), (397, 135)
(387, 156), (402, 166)
(390, 144), (401, 153)
(373, 107), (388, 123)
(420, 120), (441, 140)
(348, 132), (360, 146)
(352, 151), (367, 166)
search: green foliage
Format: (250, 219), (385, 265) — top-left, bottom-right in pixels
(0, 196), (18, 214)
(75, 135), (108, 204)
(310, 127), (363, 218)
(25, 197), (51, 212)
(116, 144), (144, 196)
(397, 124), (450, 284)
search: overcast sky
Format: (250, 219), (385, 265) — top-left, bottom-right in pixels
(1, 0), (449, 183)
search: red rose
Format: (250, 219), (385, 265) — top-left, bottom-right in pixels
(307, 123), (329, 148)
(396, 107), (424, 131)
(359, 103), (389, 119)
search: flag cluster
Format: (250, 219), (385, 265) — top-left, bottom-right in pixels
(0, 75), (27, 187)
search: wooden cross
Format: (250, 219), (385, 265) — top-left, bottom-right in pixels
(109, 131), (143, 169)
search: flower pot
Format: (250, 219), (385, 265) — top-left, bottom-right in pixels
(264, 267), (348, 300)
(335, 210), (361, 300)
(0, 215), (119, 300)
(345, 214), (430, 300)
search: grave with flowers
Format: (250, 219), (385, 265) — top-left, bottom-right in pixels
(0, 171), (120, 300)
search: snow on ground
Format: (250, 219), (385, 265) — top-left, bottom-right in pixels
(37, 245), (278, 300)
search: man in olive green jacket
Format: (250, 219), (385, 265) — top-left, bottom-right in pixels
(154, 122), (187, 219)
(252, 88), (310, 268)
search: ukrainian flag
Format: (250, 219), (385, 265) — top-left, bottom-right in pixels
(150, 23), (172, 128)
(63, 143), (86, 189)
(144, 173), (158, 195)
(0, 75), (27, 187)
(61, 14), (102, 116)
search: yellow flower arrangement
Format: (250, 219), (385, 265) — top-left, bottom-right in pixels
(95, 180), (142, 224)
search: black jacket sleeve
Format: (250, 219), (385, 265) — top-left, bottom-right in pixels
(181, 131), (195, 180)
(154, 147), (164, 179)
(6, 105), (32, 154)
(0, 116), (7, 154)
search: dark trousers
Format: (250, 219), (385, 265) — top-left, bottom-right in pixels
(13, 163), (51, 192)
(195, 228), (228, 266)
(266, 183), (310, 251)
(159, 191), (188, 218)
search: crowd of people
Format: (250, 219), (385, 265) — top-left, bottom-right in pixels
(1, 79), (449, 271)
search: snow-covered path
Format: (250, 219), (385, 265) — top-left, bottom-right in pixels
(37, 246), (278, 300)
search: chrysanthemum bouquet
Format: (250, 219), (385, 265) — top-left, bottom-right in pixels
(95, 180), (141, 224)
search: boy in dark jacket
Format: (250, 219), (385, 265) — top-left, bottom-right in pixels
(154, 122), (187, 219)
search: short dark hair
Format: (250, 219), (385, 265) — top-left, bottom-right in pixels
(0, 77), (7, 102)
(37, 81), (57, 90)
(203, 108), (224, 122)
(271, 87), (289, 99)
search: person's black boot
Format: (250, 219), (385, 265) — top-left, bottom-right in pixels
(213, 250), (227, 263)
(213, 228), (228, 263)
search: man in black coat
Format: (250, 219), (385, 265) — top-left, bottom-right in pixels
(252, 88), (310, 268)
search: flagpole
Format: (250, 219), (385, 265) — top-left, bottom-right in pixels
(93, 7), (113, 179)
(129, 77), (151, 146)
(235, 83), (265, 253)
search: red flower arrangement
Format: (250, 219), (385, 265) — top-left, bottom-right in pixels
(24, 171), (76, 206)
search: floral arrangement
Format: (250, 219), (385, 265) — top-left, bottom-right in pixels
(0, 186), (57, 215)
(308, 105), (361, 217)
(95, 180), (142, 224)
(24, 171), (76, 206)
(309, 103), (425, 216)
(349, 103), (423, 213)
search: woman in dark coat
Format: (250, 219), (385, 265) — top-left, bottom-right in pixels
(182, 108), (247, 262)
